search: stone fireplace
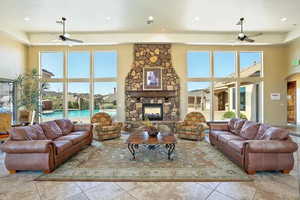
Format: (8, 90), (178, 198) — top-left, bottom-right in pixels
(142, 103), (163, 121)
(125, 44), (180, 129)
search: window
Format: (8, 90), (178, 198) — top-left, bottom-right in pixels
(94, 82), (117, 119)
(68, 52), (90, 78)
(187, 82), (211, 120)
(239, 82), (261, 121)
(40, 52), (64, 79)
(94, 52), (117, 78)
(186, 50), (263, 122)
(39, 50), (118, 123)
(240, 52), (262, 78)
(213, 81), (236, 121)
(67, 83), (90, 123)
(187, 52), (210, 78)
(213, 52), (235, 77)
(240, 87), (246, 111)
(41, 83), (64, 122)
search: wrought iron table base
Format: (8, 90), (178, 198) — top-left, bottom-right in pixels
(127, 143), (176, 160)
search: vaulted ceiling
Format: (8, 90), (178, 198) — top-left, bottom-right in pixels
(0, 0), (299, 45)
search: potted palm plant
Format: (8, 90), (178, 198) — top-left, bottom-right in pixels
(16, 68), (48, 123)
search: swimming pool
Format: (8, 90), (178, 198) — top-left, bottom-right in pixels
(42, 109), (116, 121)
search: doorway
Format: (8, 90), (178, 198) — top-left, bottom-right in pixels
(287, 81), (296, 124)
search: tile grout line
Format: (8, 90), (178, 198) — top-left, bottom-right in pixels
(75, 182), (92, 200)
(33, 182), (43, 200)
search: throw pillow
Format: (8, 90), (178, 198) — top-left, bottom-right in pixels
(40, 121), (63, 140)
(255, 124), (271, 140)
(9, 126), (35, 140)
(30, 124), (47, 140)
(261, 127), (289, 140)
(239, 121), (260, 140)
(228, 118), (238, 133)
(233, 119), (246, 135)
(55, 119), (74, 135)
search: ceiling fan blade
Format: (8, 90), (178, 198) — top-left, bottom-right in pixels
(65, 37), (83, 43)
(247, 32), (263, 38)
(244, 37), (255, 43)
(236, 21), (241, 25)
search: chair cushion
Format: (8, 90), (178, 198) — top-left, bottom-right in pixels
(91, 112), (112, 126)
(55, 134), (87, 145)
(184, 112), (206, 125)
(227, 140), (247, 154)
(101, 125), (119, 131)
(239, 121), (260, 140)
(218, 134), (244, 144)
(261, 127), (289, 140)
(233, 119), (247, 135)
(53, 140), (72, 154)
(178, 125), (198, 132)
(255, 124), (271, 140)
(40, 121), (63, 140)
(55, 119), (74, 135)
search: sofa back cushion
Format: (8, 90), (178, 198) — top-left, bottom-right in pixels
(30, 124), (47, 140)
(228, 118), (238, 133)
(255, 124), (271, 140)
(261, 127), (289, 140)
(40, 121), (63, 140)
(232, 119), (246, 135)
(239, 121), (260, 139)
(55, 119), (74, 135)
(9, 126), (35, 140)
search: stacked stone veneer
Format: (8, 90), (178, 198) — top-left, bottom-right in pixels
(125, 44), (180, 122)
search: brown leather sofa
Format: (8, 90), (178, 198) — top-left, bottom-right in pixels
(208, 119), (298, 174)
(0, 119), (92, 174)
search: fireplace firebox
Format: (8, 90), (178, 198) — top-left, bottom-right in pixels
(142, 103), (163, 121)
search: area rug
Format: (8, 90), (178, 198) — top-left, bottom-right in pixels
(36, 135), (252, 182)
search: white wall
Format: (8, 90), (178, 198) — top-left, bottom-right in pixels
(0, 33), (27, 80)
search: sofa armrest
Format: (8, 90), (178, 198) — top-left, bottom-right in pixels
(176, 121), (186, 128)
(0, 140), (54, 153)
(207, 122), (229, 131)
(245, 140), (298, 153)
(74, 124), (92, 132)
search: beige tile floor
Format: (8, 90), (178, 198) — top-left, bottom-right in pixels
(0, 136), (299, 200)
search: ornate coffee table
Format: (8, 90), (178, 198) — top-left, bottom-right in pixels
(126, 131), (177, 160)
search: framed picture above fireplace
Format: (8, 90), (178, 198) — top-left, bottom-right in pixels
(143, 67), (162, 90)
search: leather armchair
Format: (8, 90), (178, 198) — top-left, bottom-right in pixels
(176, 112), (208, 141)
(91, 112), (123, 141)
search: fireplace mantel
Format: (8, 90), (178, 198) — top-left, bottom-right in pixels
(126, 90), (177, 98)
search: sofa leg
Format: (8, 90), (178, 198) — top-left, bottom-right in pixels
(246, 170), (256, 175)
(43, 170), (52, 174)
(282, 170), (291, 174)
(9, 170), (16, 174)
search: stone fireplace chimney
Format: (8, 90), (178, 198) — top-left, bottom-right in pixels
(125, 44), (180, 128)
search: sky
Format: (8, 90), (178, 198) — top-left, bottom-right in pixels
(41, 51), (117, 94)
(41, 51), (261, 94)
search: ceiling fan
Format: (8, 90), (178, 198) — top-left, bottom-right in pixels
(56, 17), (83, 43)
(235, 17), (262, 43)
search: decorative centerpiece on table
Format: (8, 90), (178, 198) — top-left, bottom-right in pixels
(141, 118), (159, 137)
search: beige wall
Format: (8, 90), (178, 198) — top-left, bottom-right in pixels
(0, 33), (27, 80)
(27, 43), (288, 125)
(287, 37), (300, 76)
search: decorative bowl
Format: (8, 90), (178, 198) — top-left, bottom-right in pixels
(146, 126), (159, 137)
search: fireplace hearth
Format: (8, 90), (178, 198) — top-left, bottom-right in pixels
(142, 103), (163, 121)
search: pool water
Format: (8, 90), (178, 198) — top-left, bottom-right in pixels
(42, 109), (116, 120)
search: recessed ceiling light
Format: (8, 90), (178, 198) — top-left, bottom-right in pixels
(194, 16), (200, 21)
(24, 17), (30, 21)
(280, 17), (287, 22)
(105, 17), (111, 21)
